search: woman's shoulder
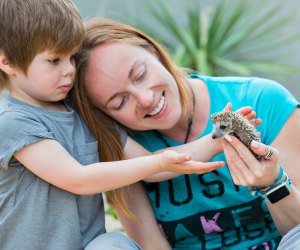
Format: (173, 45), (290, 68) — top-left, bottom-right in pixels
(190, 73), (252, 86)
(191, 74), (296, 103)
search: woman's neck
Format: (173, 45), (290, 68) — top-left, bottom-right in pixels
(158, 78), (210, 142)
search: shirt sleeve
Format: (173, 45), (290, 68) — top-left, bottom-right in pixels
(115, 124), (128, 148)
(245, 78), (300, 145)
(0, 109), (55, 169)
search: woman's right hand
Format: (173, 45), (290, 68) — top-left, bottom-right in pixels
(209, 102), (262, 155)
(222, 136), (280, 188)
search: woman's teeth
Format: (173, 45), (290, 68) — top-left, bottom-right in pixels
(148, 96), (165, 116)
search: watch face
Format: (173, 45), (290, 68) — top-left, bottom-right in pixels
(266, 184), (290, 204)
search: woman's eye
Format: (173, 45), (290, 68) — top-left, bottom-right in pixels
(115, 96), (127, 110)
(48, 58), (60, 64)
(135, 65), (146, 81)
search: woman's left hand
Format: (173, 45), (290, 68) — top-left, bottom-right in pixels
(222, 135), (280, 188)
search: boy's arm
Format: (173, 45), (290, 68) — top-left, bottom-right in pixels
(124, 105), (261, 182)
(14, 138), (222, 194)
(125, 135), (222, 182)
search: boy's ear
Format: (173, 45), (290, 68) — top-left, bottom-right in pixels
(0, 51), (16, 75)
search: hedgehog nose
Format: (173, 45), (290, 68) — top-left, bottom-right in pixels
(212, 134), (217, 139)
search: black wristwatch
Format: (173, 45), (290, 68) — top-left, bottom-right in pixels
(260, 172), (292, 204)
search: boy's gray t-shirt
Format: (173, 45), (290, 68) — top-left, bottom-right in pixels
(0, 96), (126, 250)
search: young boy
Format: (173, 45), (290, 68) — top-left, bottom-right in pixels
(0, 1), (225, 249)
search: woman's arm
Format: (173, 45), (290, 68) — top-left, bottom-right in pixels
(267, 108), (300, 234)
(115, 182), (171, 250)
(222, 108), (300, 235)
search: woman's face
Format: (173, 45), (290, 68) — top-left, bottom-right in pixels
(84, 42), (183, 131)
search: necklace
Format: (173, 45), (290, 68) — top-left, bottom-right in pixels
(156, 90), (196, 146)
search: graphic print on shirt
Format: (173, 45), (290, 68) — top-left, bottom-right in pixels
(144, 169), (281, 249)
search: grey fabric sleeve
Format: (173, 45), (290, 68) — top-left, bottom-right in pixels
(0, 110), (55, 169)
(117, 124), (128, 148)
(277, 224), (300, 250)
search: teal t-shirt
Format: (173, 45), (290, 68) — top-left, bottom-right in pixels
(132, 75), (299, 250)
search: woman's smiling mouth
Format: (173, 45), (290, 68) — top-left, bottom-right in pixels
(147, 94), (165, 117)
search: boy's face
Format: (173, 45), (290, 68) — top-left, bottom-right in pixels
(9, 50), (76, 109)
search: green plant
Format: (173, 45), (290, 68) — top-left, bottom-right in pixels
(131, 0), (300, 78)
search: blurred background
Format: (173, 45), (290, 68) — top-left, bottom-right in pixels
(73, 0), (300, 99)
(72, 0), (300, 231)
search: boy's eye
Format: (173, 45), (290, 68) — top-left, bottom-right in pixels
(48, 58), (60, 64)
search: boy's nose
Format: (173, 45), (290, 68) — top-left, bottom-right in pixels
(63, 60), (76, 76)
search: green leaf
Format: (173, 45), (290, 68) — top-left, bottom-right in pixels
(130, 0), (299, 79)
(213, 57), (252, 76)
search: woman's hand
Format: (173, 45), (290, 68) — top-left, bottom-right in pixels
(159, 150), (225, 174)
(222, 135), (280, 188)
(223, 102), (262, 127)
(210, 103), (262, 154)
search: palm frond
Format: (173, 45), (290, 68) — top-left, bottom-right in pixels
(128, 0), (300, 78)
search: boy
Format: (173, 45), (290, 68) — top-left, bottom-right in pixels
(0, 1), (224, 249)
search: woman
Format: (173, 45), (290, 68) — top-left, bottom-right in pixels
(70, 19), (300, 249)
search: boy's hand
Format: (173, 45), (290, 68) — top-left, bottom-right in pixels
(159, 150), (225, 174)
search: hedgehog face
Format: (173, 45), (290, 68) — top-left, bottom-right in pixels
(211, 111), (234, 139)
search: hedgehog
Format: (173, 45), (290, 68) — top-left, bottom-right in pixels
(210, 110), (261, 160)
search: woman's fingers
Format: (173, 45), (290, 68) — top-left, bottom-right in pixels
(222, 139), (254, 185)
(221, 104), (262, 127)
(235, 107), (262, 127)
(250, 140), (279, 161)
(249, 118), (262, 127)
(222, 102), (232, 112)
(224, 135), (258, 168)
(223, 143), (242, 184)
(223, 136), (280, 187)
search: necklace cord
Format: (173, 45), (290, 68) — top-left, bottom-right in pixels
(184, 90), (195, 143)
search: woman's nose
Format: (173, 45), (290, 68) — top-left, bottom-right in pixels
(136, 90), (154, 108)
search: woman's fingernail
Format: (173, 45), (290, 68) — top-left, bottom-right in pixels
(251, 140), (259, 148)
(224, 135), (232, 142)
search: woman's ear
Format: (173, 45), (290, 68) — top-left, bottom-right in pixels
(0, 51), (16, 75)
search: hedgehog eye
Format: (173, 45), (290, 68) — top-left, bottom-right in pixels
(220, 125), (227, 130)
